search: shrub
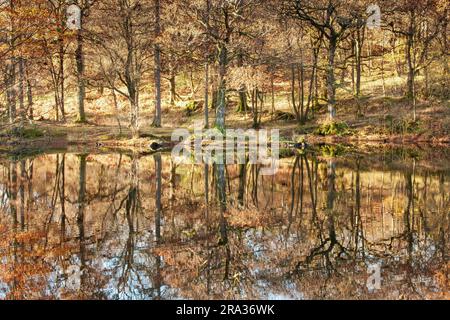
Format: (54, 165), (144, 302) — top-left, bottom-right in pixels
(385, 117), (423, 135)
(314, 121), (352, 136)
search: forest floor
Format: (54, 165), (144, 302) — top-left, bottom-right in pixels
(1, 93), (449, 156)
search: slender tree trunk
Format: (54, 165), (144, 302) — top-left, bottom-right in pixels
(58, 30), (65, 122)
(405, 12), (417, 121)
(153, 0), (162, 127)
(8, 62), (17, 124)
(25, 62), (33, 122)
(154, 153), (162, 243)
(130, 98), (140, 139)
(306, 44), (319, 120)
(111, 88), (122, 135)
(327, 38), (337, 121)
(215, 45), (227, 131)
(236, 52), (248, 113)
(238, 162), (246, 207)
(77, 154), (87, 289)
(271, 73), (275, 117)
(291, 64), (300, 122)
(252, 88), (259, 129)
(76, 15), (86, 123)
(354, 29), (363, 99)
(216, 163), (227, 245)
(299, 60), (305, 123)
(169, 69), (176, 107)
(18, 58), (25, 124)
(7, 0), (16, 125)
(204, 62), (209, 128)
(204, 0), (210, 128)
(381, 31), (387, 97)
(406, 34), (415, 100)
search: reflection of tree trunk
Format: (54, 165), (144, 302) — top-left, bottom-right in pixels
(354, 158), (364, 256)
(153, 153), (163, 298)
(404, 161), (415, 258)
(238, 162), (247, 207)
(26, 159), (33, 222)
(251, 165), (260, 208)
(304, 155), (317, 218)
(9, 163), (18, 227)
(154, 154), (162, 244)
(59, 155), (66, 242)
(77, 155), (87, 291)
(19, 160), (25, 230)
(326, 160), (337, 249)
(204, 164), (209, 219)
(289, 157), (299, 222)
(216, 163), (227, 246)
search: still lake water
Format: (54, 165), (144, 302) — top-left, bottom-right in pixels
(0, 147), (448, 299)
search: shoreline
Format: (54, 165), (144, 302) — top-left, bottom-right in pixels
(1, 124), (448, 157)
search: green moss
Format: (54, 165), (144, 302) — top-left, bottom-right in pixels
(8, 126), (45, 139)
(314, 121), (352, 136)
(185, 101), (200, 116)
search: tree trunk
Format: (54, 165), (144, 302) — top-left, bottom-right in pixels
(271, 73), (275, 117)
(76, 18), (86, 123)
(236, 52), (248, 113)
(405, 12), (417, 121)
(252, 88), (259, 129)
(18, 58), (25, 124)
(290, 64), (300, 122)
(354, 28), (363, 99)
(306, 44), (319, 120)
(58, 30), (65, 122)
(130, 98), (140, 139)
(327, 38), (337, 121)
(204, 62), (209, 128)
(7, 62), (17, 124)
(169, 70), (176, 107)
(299, 60), (305, 123)
(111, 89), (122, 135)
(153, 0), (162, 127)
(215, 45), (227, 131)
(26, 80), (33, 122)
(204, 0), (210, 128)
(406, 34), (415, 100)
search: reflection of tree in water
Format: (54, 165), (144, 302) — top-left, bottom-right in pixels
(0, 151), (448, 299)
